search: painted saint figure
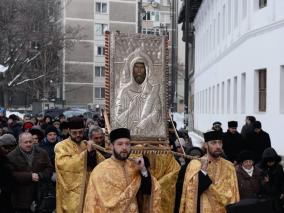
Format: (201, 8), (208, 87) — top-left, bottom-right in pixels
(115, 55), (163, 137)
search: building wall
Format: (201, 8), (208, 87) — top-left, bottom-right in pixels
(63, 0), (137, 107)
(193, 0), (284, 154)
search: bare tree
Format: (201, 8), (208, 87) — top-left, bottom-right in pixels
(0, 0), (82, 108)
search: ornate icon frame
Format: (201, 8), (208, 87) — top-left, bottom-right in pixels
(104, 32), (169, 144)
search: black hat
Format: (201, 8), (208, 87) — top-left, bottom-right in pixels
(188, 147), (204, 157)
(203, 131), (223, 142)
(110, 128), (131, 143)
(168, 120), (177, 129)
(238, 150), (255, 163)
(228, 121), (238, 128)
(253, 121), (261, 129)
(8, 114), (18, 121)
(30, 128), (44, 140)
(45, 126), (58, 136)
(213, 121), (222, 126)
(68, 117), (85, 129)
(60, 121), (69, 130)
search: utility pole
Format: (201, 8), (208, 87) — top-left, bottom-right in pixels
(184, 0), (190, 129)
(138, 0), (143, 33)
(171, 0), (178, 112)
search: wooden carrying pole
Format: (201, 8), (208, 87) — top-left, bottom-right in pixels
(168, 111), (185, 155)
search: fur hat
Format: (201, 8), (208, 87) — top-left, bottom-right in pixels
(238, 150), (255, 163)
(253, 121), (262, 129)
(45, 126), (58, 136)
(203, 131), (223, 142)
(228, 121), (238, 128)
(110, 128), (131, 143)
(68, 117), (85, 130)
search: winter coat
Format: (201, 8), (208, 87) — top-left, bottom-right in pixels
(39, 138), (59, 171)
(8, 123), (22, 139)
(223, 131), (245, 163)
(257, 148), (284, 199)
(236, 165), (264, 199)
(241, 124), (254, 139)
(0, 156), (13, 213)
(245, 130), (271, 163)
(7, 145), (52, 209)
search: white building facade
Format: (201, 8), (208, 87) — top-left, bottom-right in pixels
(193, 0), (284, 155)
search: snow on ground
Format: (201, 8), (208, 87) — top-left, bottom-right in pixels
(0, 64), (8, 73)
(6, 111), (25, 120)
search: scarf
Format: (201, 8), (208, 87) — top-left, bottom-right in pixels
(19, 146), (35, 167)
(242, 166), (254, 177)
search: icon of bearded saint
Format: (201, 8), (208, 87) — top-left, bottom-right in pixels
(115, 55), (163, 137)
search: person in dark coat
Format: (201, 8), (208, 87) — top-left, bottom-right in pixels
(30, 127), (44, 145)
(211, 121), (223, 133)
(7, 114), (22, 139)
(241, 116), (256, 139)
(245, 121), (271, 163)
(39, 126), (59, 174)
(236, 150), (266, 199)
(222, 121), (245, 164)
(257, 148), (284, 201)
(0, 134), (17, 213)
(59, 121), (69, 140)
(7, 132), (52, 213)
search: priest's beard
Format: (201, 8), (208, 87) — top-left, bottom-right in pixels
(70, 135), (83, 144)
(113, 149), (131, 161)
(207, 146), (223, 159)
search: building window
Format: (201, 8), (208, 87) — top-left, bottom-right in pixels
(217, 13), (220, 44)
(228, 0), (231, 34)
(142, 28), (160, 35)
(32, 22), (40, 32)
(227, 79), (231, 113)
(222, 5), (226, 39)
(209, 87), (211, 114)
(233, 76), (237, 113)
(241, 73), (246, 113)
(242, 0), (247, 19)
(234, 0), (239, 28)
(257, 69), (267, 112)
(259, 0), (267, 9)
(143, 11), (159, 21)
(280, 66), (284, 113)
(217, 84), (220, 114)
(95, 66), (105, 77)
(95, 24), (108, 35)
(96, 2), (107, 13)
(95, 87), (105, 99)
(97, 46), (105, 56)
(212, 86), (215, 113)
(221, 82), (225, 114)
(30, 41), (40, 50)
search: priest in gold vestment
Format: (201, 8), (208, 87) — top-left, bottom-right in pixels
(145, 152), (180, 213)
(55, 117), (104, 213)
(84, 128), (161, 213)
(179, 131), (239, 213)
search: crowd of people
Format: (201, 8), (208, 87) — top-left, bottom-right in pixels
(0, 110), (283, 213)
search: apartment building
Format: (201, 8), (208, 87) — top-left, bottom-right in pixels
(62, 0), (175, 108)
